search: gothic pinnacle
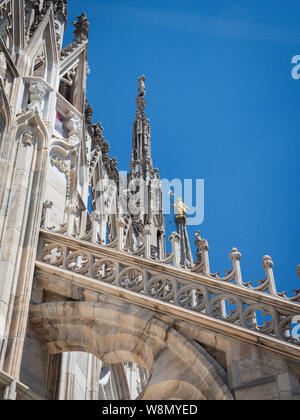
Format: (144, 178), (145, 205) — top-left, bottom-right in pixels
(130, 75), (153, 172)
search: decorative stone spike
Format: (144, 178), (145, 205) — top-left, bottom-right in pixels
(175, 214), (193, 269)
(230, 248), (243, 287)
(169, 232), (181, 268)
(262, 255), (287, 298)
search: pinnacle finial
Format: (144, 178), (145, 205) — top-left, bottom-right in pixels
(263, 255), (274, 269)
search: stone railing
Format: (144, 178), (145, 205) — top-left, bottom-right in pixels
(37, 229), (300, 348)
(41, 206), (300, 305)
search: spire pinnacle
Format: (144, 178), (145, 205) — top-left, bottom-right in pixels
(130, 75), (152, 169)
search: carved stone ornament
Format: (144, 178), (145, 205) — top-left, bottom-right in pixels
(135, 75), (147, 112)
(137, 75), (146, 97)
(130, 160), (143, 178)
(27, 80), (47, 112)
(25, 0), (68, 39)
(50, 153), (71, 174)
(22, 131), (35, 147)
(65, 111), (81, 145)
(101, 141), (110, 156)
(85, 100), (93, 126)
(73, 12), (90, 41)
(94, 122), (104, 138)
(110, 158), (118, 171)
(43, 200), (53, 209)
(53, 0), (68, 21)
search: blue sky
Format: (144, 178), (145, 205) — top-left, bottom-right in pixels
(65, 0), (299, 296)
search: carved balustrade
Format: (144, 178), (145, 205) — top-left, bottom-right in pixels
(36, 229), (300, 347)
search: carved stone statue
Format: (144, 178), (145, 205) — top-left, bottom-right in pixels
(73, 12), (90, 40)
(94, 122), (104, 138)
(101, 141), (110, 156)
(54, 0), (67, 18)
(27, 80), (47, 112)
(110, 158), (118, 171)
(85, 101), (93, 126)
(22, 132), (35, 147)
(173, 197), (189, 217)
(137, 75), (146, 97)
(50, 153), (71, 174)
(132, 219), (144, 237)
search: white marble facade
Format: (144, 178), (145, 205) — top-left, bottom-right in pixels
(0, 1), (299, 401)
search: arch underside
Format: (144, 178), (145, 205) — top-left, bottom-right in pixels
(29, 301), (233, 400)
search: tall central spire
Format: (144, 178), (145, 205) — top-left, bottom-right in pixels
(130, 76), (153, 176)
(127, 76), (164, 259)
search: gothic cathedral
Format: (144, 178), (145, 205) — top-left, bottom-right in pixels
(0, 0), (299, 400)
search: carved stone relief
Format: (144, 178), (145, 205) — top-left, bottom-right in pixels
(27, 80), (47, 112)
(22, 131), (35, 147)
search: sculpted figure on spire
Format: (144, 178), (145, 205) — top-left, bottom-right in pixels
(73, 12), (90, 40)
(136, 75), (147, 112)
(137, 75), (146, 97)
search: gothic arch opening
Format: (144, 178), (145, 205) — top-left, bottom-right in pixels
(56, 352), (149, 400)
(20, 341), (150, 401)
(27, 300), (234, 400)
(32, 44), (47, 79)
(54, 354), (149, 400)
(59, 66), (77, 105)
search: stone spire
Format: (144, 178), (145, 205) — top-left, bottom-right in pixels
(130, 76), (153, 176)
(127, 76), (164, 257)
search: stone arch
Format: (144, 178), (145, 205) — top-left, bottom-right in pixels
(32, 43), (47, 79)
(42, 326), (154, 372)
(29, 301), (234, 400)
(142, 380), (204, 400)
